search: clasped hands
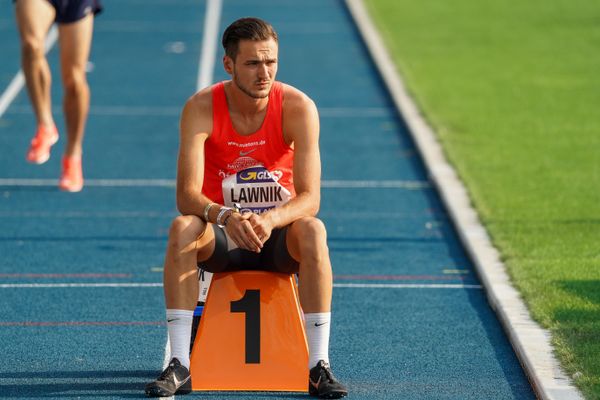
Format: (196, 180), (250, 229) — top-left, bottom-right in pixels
(225, 212), (273, 253)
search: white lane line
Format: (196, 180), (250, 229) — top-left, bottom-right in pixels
(196, 0), (222, 91)
(91, 20), (342, 34)
(5, 105), (182, 116)
(0, 179), (175, 187)
(5, 105), (391, 118)
(0, 178), (430, 189)
(0, 283), (163, 288)
(0, 282), (480, 289)
(323, 180), (430, 189)
(0, 73), (25, 119)
(319, 107), (390, 117)
(0, 211), (172, 217)
(334, 283), (482, 289)
(0, 26), (58, 119)
(0, 211), (173, 218)
(94, 21), (201, 34)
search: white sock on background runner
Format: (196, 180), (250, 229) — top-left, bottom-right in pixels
(304, 312), (331, 368)
(166, 309), (194, 369)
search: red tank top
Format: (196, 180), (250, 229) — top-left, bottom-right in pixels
(202, 81), (295, 204)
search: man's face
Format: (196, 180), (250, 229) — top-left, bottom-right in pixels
(225, 38), (278, 99)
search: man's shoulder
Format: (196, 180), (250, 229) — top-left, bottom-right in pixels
(281, 83), (317, 114)
(184, 86), (213, 117)
(180, 86), (214, 136)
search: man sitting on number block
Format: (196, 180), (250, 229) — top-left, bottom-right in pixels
(145, 17), (348, 399)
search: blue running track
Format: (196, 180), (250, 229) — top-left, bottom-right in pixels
(0, 1), (536, 399)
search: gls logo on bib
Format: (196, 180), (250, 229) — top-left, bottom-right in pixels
(237, 167), (275, 183)
(222, 165), (291, 214)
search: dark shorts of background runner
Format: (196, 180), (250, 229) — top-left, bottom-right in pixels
(14, 0), (103, 24)
(198, 225), (300, 274)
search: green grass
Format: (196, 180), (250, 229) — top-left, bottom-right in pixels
(364, 0), (600, 397)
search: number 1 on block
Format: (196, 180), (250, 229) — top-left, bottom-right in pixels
(230, 289), (261, 363)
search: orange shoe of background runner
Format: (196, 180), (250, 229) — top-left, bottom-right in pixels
(59, 155), (83, 192)
(26, 124), (59, 164)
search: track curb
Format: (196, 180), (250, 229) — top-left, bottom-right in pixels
(344, 1), (584, 399)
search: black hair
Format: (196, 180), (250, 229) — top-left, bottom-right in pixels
(222, 17), (278, 60)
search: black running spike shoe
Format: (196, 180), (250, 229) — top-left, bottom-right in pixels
(308, 360), (348, 398)
(145, 358), (192, 397)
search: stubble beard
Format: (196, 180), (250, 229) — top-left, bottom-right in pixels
(233, 74), (271, 99)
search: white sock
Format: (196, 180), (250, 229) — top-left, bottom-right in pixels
(166, 309), (194, 369)
(304, 312), (331, 368)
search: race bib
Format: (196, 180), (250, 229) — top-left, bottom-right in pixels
(222, 165), (291, 213)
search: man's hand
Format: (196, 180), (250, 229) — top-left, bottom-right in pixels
(246, 212), (274, 245)
(225, 212), (267, 253)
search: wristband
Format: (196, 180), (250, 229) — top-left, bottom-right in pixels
(222, 213), (234, 227)
(216, 207), (233, 228)
(203, 202), (216, 222)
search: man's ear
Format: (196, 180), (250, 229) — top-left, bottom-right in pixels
(223, 55), (234, 75)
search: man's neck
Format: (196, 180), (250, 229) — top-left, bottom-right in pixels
(225, 80), (269, 117)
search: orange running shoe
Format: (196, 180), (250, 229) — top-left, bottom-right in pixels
(26, 124), (59, 164)
(59, 155), (84, 192)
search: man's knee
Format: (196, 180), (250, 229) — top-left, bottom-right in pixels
(21, 38), (45, 61)
(293, 217), (327, 241)
(62, 70), (88, 95)
(168, 215), (205, 250)
(289, 217), (329, 263)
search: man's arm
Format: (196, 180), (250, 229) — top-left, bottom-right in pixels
(267, 87), (321, 226)
(243, 86), (321, 242)
(175, 91), (213, 217)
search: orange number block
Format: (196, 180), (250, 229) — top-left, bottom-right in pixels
(190, 271), (309, 392)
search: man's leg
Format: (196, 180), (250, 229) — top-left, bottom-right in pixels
(146, 215), (215, 398)
(15, 0), (59, 164)
(57, 14), (93, 158)
(287, 217), (333, 366)
(287, 217), (332, 314)
(163, 216), (215, 310)
(287, 217), (348, 399)
(56, 14), (94, 191)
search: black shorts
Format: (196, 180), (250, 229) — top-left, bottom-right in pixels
(14, 0), (103, 24)
(198, 225), (299, 274)
(50, 0), (102, 23)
